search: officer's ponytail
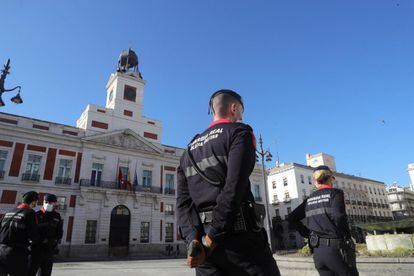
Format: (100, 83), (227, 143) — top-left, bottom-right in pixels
(313, 170), (332, 184)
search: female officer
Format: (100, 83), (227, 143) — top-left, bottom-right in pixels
(288, 165), (359, 276)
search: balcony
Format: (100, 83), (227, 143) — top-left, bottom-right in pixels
(164, 188), (176, 195)
(55, 177), (72, 185)
(137, 185), (162, 194)
(254, 196), (263, 202)
(21, 173), (40, 182)
(283, 197), (291, 203)
(273, 215), (282, 222)
(0, 170), (4, 179)
(165, 210), (175, 216)
(80, 179), (118, 188)
(272, 200), (279, 206)
(80, 179), (162, 194)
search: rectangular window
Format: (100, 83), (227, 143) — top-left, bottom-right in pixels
(56, 196), (67, 211)
(22, 154), (41, 181)
(284, 191), (290, 200)
(25, 154), (41, 174)
(58, 159), (72, 178)
(275, 209), (280, 216)
(272, 181), (276, 189)
(0, 150), (8, 178)
(165, 223), (174, 242)
(273, 194), (278, 203)
(140, 222), (150, 243)
(165, 204), (174, 215)
(166, 174), (174, 190)
(287, 207), (292, 214)
(283, 177), (288, 186)
(300, 174), (304, 184)
(124, 85), (137, 102)
(254, 185), (261, 200)
(85, 220), (97, 244)
(91, 163), (103, 186)
(56, 159), (72, 184)
(142, 170), (152, 187)
(308, 176), (312, 185)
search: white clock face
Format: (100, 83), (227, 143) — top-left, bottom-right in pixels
(109, 90), (114, 102)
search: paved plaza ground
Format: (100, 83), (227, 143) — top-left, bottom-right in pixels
(53, 256), (414, 276)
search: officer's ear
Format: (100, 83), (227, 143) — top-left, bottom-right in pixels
(230, 102), (238, 114)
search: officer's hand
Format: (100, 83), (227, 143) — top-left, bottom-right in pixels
(202, 234), (216, 252)
(187, 240), (205, 268)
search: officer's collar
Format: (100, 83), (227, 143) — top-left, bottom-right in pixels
(318, 184), (333, 190)
(209, 119), (233, 128)
(17, 203), (31, 209)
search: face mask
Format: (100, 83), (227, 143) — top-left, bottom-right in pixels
(43, 203), (54, 212)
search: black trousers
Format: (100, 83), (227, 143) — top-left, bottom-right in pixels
(313, 245), (359, 276)
(0, 245), (28, 276)
(28, 248), (54, 276)
(196, 230), (280, 276)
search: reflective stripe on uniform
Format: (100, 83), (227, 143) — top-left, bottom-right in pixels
(306, 207), (332, 217)
(184, 155), (227, 177)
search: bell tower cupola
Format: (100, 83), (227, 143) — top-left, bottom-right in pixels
(105, 48), (145, 117)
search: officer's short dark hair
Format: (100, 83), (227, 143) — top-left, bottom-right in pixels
(44, 193), (57, 203)
(210, 89), (244, 117)
(23, 191), (39, 204)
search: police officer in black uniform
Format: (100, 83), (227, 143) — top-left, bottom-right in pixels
(0, 191), (39, 276)
(288, 166), (359, 276)
(177, 89), (280, 276)
(28, 193), (63, 276)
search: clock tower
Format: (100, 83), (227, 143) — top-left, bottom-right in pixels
(77, 49), (163, 143)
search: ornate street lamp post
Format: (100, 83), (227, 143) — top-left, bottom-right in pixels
(257, 134), (275, 252)
(0, 59), (23, 107)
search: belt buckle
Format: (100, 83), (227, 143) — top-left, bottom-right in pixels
(200, 212), (206, 223)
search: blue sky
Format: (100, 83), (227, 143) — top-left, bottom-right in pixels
(1, 0), (413, 185)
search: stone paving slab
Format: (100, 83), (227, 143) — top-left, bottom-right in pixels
(53, 256), (414, 276)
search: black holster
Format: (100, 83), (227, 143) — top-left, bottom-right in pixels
(339, 239), (359, 275)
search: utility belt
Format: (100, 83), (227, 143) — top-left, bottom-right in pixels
(309, 232), (344, 248)
(198, 202), (262, 233)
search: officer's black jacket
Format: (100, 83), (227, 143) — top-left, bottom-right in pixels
(0, 205), (37, 247)
(177, 121), (256, 243)
(32, 209), (63, 251)
(288, 187), (351, 239)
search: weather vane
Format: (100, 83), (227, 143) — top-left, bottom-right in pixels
(0, 59), (23, 107)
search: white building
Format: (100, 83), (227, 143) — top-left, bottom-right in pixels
(386, 164), (414, 220)
(0, 49), (267, 259)
(408, 163), (414, 190)
(267, 153), (392, 249)
(387, 184), (414, 219)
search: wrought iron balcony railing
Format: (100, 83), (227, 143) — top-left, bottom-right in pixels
(55, 177), (72, 185)
(165, 210), (175, 216)
(21, 173), (40, 182)
(254, 196), (263, 202)
(164, 188), (176, 195)
(80, 179), (162, 194)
